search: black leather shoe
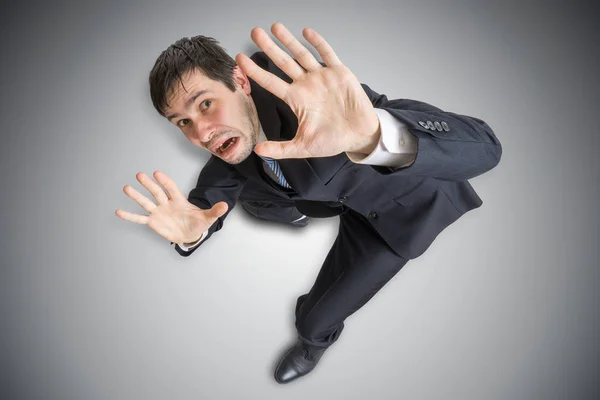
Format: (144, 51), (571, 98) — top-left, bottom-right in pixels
(274, 341), (327, 384)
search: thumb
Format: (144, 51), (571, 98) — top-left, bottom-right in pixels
(205, 201), (229, 223)
(255, 139), (303, 159)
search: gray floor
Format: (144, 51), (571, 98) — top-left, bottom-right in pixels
(2, 1), (598, 399)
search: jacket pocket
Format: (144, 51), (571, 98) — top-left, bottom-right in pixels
(393, 181), (435, 206)
(313, 158), (352, 186)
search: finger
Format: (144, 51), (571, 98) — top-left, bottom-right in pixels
(205, 201), (229, 224)
(236, 53), (289, 101)
(254, 139), (305, 160)
(136, 172), (169, 204)
(115, 209), (149, 224)
(271, 22), (322, 72)
(123, 184), (157, 212)
(302, 27), (342, 67)
(153, 170), (186, 202)
(250, 27), (305, 80)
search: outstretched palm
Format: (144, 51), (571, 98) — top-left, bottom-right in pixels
(115, 171), (228, 244)
(236, 23), (381, 160)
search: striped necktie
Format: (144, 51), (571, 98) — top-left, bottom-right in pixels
(258, 155), (293, 189)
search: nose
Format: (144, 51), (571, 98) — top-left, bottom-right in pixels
(191, 120), (215, 144)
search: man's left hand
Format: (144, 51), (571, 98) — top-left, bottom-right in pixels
(236, 22), (381, 160)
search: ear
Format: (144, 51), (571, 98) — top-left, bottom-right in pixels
(232, 66), (251, 95)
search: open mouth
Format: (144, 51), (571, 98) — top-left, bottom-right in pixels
(217, 137), (239, 157)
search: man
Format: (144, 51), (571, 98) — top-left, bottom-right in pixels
(115, 23), (502, 384)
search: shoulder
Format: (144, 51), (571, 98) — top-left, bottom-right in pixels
(249, 51), (268, 65)
(248, 51), (293, 84)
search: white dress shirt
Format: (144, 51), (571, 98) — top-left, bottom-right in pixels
(177, 108), (417, 251)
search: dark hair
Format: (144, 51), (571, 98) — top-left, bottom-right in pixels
(149, 35), (237, 117)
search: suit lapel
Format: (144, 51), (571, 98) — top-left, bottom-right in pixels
(269, 92), (323, 199)
(234, 79), (322, 198)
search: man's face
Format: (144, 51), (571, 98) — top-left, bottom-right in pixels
(163, 67), (259, 164)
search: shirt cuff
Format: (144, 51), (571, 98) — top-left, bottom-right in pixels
(175, 229), (208, 251)
(346, 108), (418, 168)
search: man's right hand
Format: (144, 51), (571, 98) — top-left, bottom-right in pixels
(115, 171), (228, 244)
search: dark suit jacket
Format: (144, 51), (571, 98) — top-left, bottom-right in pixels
(173, 51), (502, 259)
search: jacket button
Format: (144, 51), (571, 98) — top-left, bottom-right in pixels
(368, 211), (378, 219)
(338, 196), (347, 203)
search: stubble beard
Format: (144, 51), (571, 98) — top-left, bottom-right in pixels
(227, 95), (259, 165)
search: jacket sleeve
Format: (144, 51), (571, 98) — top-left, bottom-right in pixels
(171, 155), (247, 257)
(361, 83), (502, 181)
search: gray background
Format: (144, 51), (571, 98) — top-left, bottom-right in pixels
(1, 0), (598, 399)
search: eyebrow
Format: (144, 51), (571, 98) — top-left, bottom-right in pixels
(166, 89), (212, 121)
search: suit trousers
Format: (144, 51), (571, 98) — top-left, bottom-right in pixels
(239, 180), (409, 354)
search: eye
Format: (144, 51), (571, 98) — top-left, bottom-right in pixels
(201, 99), (212, 110)
(177, 118), (190, 128)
